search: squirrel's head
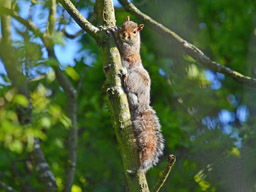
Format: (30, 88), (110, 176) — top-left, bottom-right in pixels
(119, 16), (144, 45)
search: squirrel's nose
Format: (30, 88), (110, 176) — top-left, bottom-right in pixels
(123, 32), (128, 39)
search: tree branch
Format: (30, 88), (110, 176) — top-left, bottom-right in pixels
(63, 28), (84, 39)
(94, 0), (149, 191)
(48, 0), (57, 34)
(118, 0), (256, 88)
(0, 1), (57, 191)
(32, 139), (57, 191)
(95, 0), (116, 27)
(0, 180), (18, 192)
(57, 0), (99, 39)
(0, 6), (44, 39)
(1, 3), (79, 190)
(47, 50), (78, 192)
(153, 154), (176, 192)
(46, 1), (78, 189)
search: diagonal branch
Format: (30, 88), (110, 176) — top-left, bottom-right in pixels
(0, 180), (18, 192)
(32, 138), (57, 191)
(57, 0), (99, 39)
(153, 154), (176, 192)
(63, 28), (84, 39)
(118, 0), (256, 88)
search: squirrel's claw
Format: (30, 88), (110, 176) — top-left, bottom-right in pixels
(106, 26), (119, 34)
(120, 68), (127, 77)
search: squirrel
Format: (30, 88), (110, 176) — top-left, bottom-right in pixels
(116, 16), (165, 172)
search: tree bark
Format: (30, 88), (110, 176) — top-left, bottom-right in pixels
(95, 0), (149, 190)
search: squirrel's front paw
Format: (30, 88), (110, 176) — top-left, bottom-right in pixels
(106, 26), (119, 34)
(110, 26), (119, 32)
(120, 68), (127, 77)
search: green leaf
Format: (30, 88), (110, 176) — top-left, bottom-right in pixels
(194, 170), (211, 191)
(8, 140), (23, 154)
(13, 94), (28, 107)
(40, 117), (51, 128)
(65, 66), (80, 81)
(48, 105), (62, 118)
(229, 147), (241, 158)
(46, 71), (56, 83)
(72, 185), (82, 192)
(4, 88), (15, 102)
(60, 114), (72, 129)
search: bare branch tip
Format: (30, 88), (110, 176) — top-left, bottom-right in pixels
(168, 154), (176, 164)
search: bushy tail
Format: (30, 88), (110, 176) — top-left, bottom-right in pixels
(132, 106), (164, 172)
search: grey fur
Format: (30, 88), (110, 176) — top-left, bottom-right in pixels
(117, 18), (165, 172)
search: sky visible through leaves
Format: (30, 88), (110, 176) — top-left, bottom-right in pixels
(0, 0), (249, 135)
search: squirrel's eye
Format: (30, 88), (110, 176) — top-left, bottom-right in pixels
(133, 30), (137, 34)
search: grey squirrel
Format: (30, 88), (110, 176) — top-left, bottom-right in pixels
(116, 16), (164, 172)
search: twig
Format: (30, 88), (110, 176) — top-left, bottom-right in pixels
(118, 0), (256, 88)
(63, 28), (84, 39)
(153, 154), (176, 192)
(0, 180), (18, 192)
(57, 0), (99, 38)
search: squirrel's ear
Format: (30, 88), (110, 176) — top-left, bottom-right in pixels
(137, 24), (144, 31)
(126, 16), (130, 22)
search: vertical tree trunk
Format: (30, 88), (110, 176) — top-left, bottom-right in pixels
(95, 0), (149, 191)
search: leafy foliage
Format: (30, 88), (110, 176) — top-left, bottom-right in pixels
(0, 0), (256, 191)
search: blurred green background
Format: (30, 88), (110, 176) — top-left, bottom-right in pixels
(0, 0), (256, 191)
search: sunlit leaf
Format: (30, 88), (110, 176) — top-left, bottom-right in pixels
(31, 84), (50, 113)
(8, 140), (23, 154)
(187, 64), (199, 79)
(5, 110), (18, 122)
(72, 185), (82, 192)
(60, 114), (72, 129)
(47, 71), (56, 83)
(65, 66), (80, 81)
(48, 105), (62, 118)
(56, 177), (64, 191)
(194, 170), (211, 191)
(40, 117), (51, 128)
(13, 94), (28, 107)
(4, 88), (16, 102)
(229, 147), (241, 158)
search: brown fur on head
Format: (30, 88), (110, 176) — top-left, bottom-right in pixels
(119, 16), (144, 44)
